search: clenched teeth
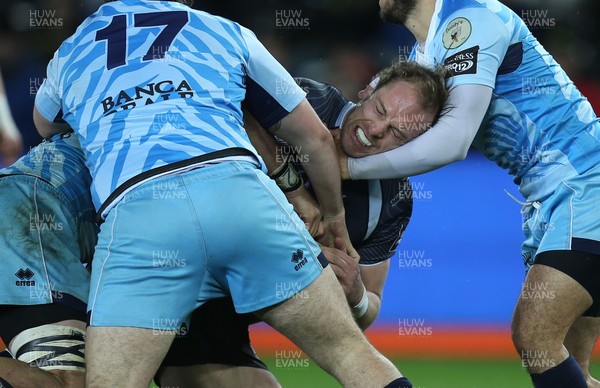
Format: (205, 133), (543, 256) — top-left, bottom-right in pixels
(356, 127), (373, 147)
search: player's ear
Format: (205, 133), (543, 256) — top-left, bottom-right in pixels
(358, 76), (380, 101)
(357, 84), (373, 101)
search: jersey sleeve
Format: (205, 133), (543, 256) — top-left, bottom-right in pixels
(240, 26), (305, 129)
(358, 178), (412, 265)
(35, 49), (64, 123)
(358, 227), (405, 266)
(436, 7), (511, 88)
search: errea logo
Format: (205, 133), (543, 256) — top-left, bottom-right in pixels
(291, 249), (308, 271)
(15, 268), (35, 286)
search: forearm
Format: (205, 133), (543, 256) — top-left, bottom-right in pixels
(353, 260), (389, 330)
(277, 99), (344, 216)
(355, 290), (381, 330)
(348, 84), (492, 180)
(299, 135), (343, 217)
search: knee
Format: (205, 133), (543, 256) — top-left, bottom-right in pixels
(511, 321), (529, 353)
(512, 311), (566, 356)
(511, 312), (540, 353)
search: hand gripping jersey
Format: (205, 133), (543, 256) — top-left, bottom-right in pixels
(413, 0), (600, 201)
(295, 77), (412, 265)
(35, 0), (306, 213)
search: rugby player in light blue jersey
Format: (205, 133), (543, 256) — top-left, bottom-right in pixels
(156, 62), (449, 388)
(344, 1), (600, 387)
(32, 1), (411, 387)
(0, 132), (96, 388)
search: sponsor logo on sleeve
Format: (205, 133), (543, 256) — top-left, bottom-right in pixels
(442, 17), (472, 49)
(443, 46), (479, 76)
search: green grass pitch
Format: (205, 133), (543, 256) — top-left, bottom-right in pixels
(150, 358), (599, 387)
(262, 357), (600, 388)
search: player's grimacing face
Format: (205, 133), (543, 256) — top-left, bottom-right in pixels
(379, 0), (418, 25)
(339, 81), (433, 158)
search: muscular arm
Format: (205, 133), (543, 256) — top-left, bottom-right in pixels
(271, 100), (357, 257)
(348, 84), (493, 180)
(33, 105), (70, 139)
(33, 49), (70, 140)
(244, 108), (324, 238)
(270, 100), (344, 217)
(274, 99), (342, 216)
(322, 245), (390, 330)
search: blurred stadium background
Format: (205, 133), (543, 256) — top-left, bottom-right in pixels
(2, 1), (599, 386)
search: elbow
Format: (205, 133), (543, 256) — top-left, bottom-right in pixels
(35, 127), (52, 140)
(33, 107), (52, 139)
(33, 106), (70, 139)
(451, 144), (470, 163)
(315, 125), (333, 146)
(36, 127), (53, 139)
(428, 144), (469, 169)
(304, 123), (334, 153)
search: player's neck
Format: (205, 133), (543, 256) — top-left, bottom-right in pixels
(405, 0), (436, 44)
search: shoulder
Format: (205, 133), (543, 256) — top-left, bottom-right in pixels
(436, 0), (516, 46)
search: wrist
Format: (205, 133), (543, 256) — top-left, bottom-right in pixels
(322, 211), (345, 221)
(351, 284), (369, 319)
(284, 184), (307, 199)
(338, 153), (350, 180)
(269, 162), (303, 192)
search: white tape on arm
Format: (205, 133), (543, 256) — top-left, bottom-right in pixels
(351, 285), (369, 319)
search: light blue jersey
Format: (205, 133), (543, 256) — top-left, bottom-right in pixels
(35, 0), (306, 211)
(413, 0), (600, 202)
(0, 133), (93, 222)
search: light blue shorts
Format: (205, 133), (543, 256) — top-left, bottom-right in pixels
(88, 161), (326, 330)
(522, 163), (600, 268)
(0, 175), (90, 307)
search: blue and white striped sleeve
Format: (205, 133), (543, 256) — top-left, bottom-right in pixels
(35, 49), (64, 123)
(239, 26), (305, 129)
